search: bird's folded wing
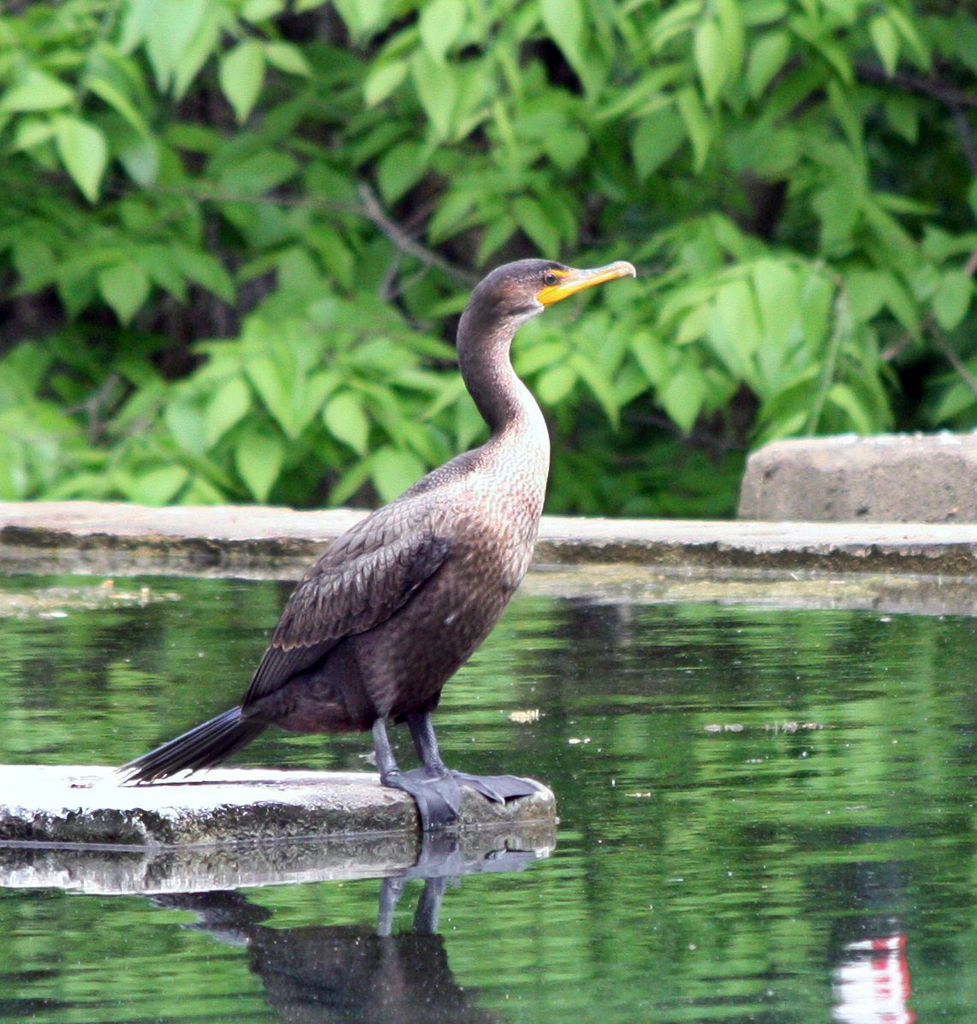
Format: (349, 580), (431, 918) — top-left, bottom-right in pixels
(241, 522), (452, 705)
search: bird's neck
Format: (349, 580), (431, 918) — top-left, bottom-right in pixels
(457, 317), (544, 441)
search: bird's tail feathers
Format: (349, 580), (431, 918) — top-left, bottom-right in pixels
(119, 707), (266, 783)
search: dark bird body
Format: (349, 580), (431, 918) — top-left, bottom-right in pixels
(122, 258), (636, 828)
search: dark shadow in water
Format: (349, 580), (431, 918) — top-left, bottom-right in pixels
(152, 831), (534, 1024)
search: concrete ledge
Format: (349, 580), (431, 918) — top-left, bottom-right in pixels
(739, 432), (977, 523)
(0, 765), (556, 847)
(3, 500), (977, 579)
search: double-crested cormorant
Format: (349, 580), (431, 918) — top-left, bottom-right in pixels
(121, 258), (636, 828)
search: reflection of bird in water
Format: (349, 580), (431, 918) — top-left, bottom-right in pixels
(122, 258), (635, 829)
(159, 880), (499, 1024)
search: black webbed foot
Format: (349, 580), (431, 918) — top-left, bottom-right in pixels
(449, 771), (542, 804)
(373, 715), (541, 831)
(383, 767), (464, 830)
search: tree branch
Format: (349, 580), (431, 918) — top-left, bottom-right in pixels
(856, 62), (977, 110)
(355, 181), (477, 286)
(882, 251), (977, 396)
(139, 180), (478, 287)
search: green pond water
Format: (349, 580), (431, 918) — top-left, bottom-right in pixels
(1, 571), (976, 1021)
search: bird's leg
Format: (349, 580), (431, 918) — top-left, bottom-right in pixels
(376, 876), (445, 936)
(407, 711), (542, 805)
(376, 877), (406, 937)
(406, 710), (449, 773)
(412, 877), (446, 935)
(372, 718), (462, 830)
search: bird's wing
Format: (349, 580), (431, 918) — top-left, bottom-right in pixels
(242, 512), (452, 706)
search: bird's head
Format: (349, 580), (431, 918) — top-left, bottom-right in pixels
(463, 258), (637, 330)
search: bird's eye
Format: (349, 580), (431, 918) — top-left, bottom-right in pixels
(542, 271), (558, 286)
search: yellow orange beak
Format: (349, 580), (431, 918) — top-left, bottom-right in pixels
(536, 260), (637, 306)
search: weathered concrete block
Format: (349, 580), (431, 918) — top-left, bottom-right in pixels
(739, 433), (977, 523)
(0, 811), (556, 894)
(0, 765), (556, 847)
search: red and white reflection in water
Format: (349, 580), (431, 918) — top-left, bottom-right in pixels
(832, 931), (915, 1024)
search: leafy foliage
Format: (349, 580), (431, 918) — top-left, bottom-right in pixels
(0, 0), (975, 515)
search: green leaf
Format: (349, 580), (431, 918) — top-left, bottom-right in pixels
(219, 40), (266, 123)
(0, 69), (74, 112)
(877, 273), (920, 338)
(420, 0), (466, 63)
(930, 379), (977, 424)
(476, 216), (517, 264)
(631, 107), (685, 180)
(145, 0), (208, 89)
(660, 366), (706, 433)
(826, 383), (873, 433)
(812, 182), (859, 254)
(411, 51), (456, 139)
(512, 197), (560, 255)
(869, 15), (900, 77)
(886, 5), (930, 69)
(172, 247), (235, 302)
(792, 16), (853, 83)
(377, 140), (428, 204)
(694, 20), (726, 106)
(371, 447), (426, 503)
(709, 278), (761, 383)
(933, 271), (974, 331)
(752, 259), (801, 347)
(799, 274), (835, 351)
(364, 60), (408, 106)
(206, 376), (252, 446)
(263, 41), (311, 76)
(826, 79), (862, 152)
(540, 0), (586, 79)
(715, 0), (745, 79)
(569, 353), (620, 428)
(119, 0), (153, 52)
(11, 238), (56, 291)
(676, 87), (711, 173)
(87, 75), (149, 135)
(747, 30), (791, 98)
(217, 150), (300, 195)
(0, 433), (27, 499)
(332, 0), (388, 38)
(543, 127), (589, 171)
(844, 270), (888, 324)
(54, 116), (108, 203)
(117, 133), (160, 187)
(98, 264), (151, 325)
(129, 466), (189, 505)
(11, 117), (56, 151)
(516, 340), (569, 377)
(171, 7), (221, 98)
(243, 0), (285, 20)
(247, 357), (294, 436)
(324, 391), (370, 455)
(650, 0), (699, 51)
(235, 428), (284, 502)
(537, 364), (578, 405)
(884, 95), (918, 143)
(164, 398), (208, 456)
(630, 332), (672, 388)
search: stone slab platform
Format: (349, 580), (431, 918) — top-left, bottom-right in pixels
(3, 500), (977, 579)
(739, 432), (977, 523)
(0, 764), (555, 847)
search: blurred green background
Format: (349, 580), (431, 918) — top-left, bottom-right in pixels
(1, 0), (975, 517)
